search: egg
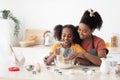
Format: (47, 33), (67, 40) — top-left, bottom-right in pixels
(35, 63), (41, 73)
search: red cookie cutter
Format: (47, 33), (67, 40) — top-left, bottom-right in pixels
(8, 67), (20, 71)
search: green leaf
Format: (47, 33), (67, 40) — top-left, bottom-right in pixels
(1, 9), (20, 37)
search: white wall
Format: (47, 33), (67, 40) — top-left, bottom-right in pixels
(0, 0), (120, 44)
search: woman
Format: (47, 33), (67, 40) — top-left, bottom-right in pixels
(69, 9), (108, 66)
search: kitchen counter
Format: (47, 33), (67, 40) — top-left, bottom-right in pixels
(1, 46), (120, 80)
(0, 63), (120, 80)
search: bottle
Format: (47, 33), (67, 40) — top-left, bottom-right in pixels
(100, 58), (110, 74)
(111, 35), (117, 47)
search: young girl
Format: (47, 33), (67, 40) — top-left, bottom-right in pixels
(44, 24), (86, 65)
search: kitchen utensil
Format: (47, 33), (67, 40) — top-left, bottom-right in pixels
(9, 45), (25, 66)
(43, 31), (53, 46)
(9, 46), (19, 64)
(54, 47), (74, 69)
(54, 55), (74, 69)
(25, 65), (34, 71)
(100, 58), (110, 74)
(8, 67), (20, 71)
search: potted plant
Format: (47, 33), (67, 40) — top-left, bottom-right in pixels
(0, 9), (20, 37)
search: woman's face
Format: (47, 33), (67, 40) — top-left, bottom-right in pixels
(78, 23), (94, 40)
(61, 28), (74, 46)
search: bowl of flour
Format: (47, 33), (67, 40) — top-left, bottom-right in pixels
(54, 55), (74, 69)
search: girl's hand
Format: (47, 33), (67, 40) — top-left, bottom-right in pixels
(44, 56), (49, 65)
(54, 48), (60, 55)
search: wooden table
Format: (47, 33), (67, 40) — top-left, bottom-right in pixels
(0, 63), (120, 80)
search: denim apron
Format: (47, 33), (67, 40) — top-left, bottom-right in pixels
(89, 35), (97, 56)
(87, 35), (98, 65)
(79, 35), (97, 66)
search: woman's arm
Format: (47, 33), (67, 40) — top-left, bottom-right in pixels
(73, 49), (107, 66)
(75, 57), (90, 65)
(83, 49), (107, 66)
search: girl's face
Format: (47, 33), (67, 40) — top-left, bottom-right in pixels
(61, 28), (74, 46)
(78, 23), (94, 40)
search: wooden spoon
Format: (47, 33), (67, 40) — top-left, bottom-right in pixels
(9, 45), (19, 65)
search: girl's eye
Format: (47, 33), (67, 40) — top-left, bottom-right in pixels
(62, 34), (72, 38)
(67, 35), (72, 38)
(83, 30), (87, 33)
(62, 34), (66, 37)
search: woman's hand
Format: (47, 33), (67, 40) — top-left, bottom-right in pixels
(66, 52), (86, 60)
(75, 57), (90, 65)
(66, 53), (79, 60)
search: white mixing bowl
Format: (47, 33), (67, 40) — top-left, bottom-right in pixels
(54, 55), (74, 69)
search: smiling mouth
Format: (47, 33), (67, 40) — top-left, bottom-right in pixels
(64, 41), (70, 44)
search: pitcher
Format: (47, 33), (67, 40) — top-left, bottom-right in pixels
(100, 58), (110, 74)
